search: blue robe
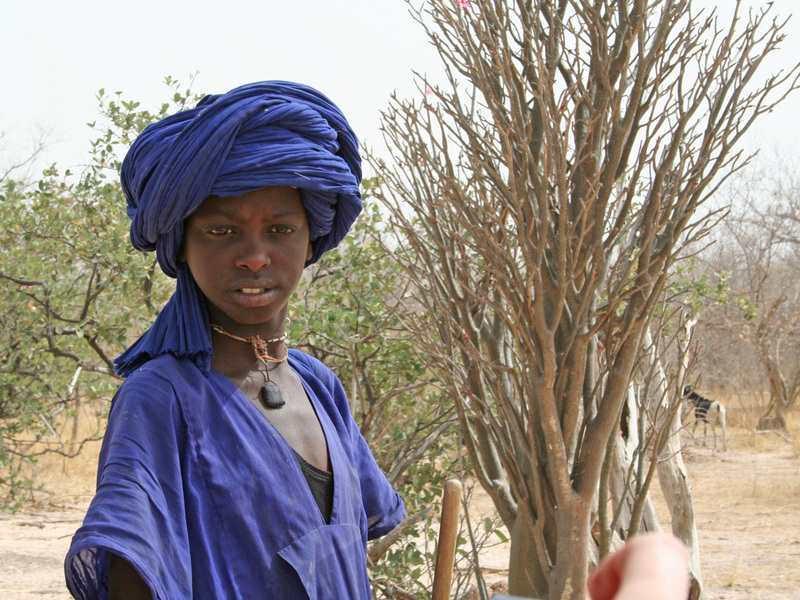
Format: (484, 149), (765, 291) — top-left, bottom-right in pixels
(65, 350), (405, 599)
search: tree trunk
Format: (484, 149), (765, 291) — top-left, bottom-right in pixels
(508, 508), (550, 599)
(757, 401), (787, 431)
(757, 351), (789, 430)
(657, 442), (703, 600)
(508, 500), (593, 600)
(653, 320), (704, 597)
(609, 433), (663, 537)
(551, 499), (593, 600)
(633, 324), (705, 596)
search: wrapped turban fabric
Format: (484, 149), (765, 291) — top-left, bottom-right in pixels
(114, 81), (362, 377)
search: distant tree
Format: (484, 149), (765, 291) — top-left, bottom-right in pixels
(700, 158), (800, 429)
(0, 79), (198, 506)
(370, 1), (798, 598)
(0, 128), (49, 185)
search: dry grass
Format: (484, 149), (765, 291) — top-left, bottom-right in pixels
(653, 384), (800, 599)
(3, 400), (106, 508)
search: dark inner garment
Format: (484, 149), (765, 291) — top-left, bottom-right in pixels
(292, 449), (334, 524)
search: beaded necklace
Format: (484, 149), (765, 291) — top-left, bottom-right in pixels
(210, 324), (288, 409)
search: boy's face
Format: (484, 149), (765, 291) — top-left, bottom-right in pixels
(180, 186), (313, 335)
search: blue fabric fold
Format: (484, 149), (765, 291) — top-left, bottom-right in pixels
(115, 263), (212, 377)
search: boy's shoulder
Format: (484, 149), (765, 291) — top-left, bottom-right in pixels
(288, 349), (349, 412)
(287, 348), (335, 381)
(123, 353), (199, 383)
(115, 354), (206, 406)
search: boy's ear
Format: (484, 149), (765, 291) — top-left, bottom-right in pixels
(306, 240), (314, 262)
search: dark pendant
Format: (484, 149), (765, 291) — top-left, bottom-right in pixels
(260, 382), (285, 409)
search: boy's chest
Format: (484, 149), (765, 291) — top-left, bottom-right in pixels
(239, 366), (330, 471)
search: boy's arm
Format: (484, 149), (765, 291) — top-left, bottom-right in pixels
(109, 553), (153, 600)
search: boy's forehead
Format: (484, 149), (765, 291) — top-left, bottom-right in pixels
(191, 188), (306, 218)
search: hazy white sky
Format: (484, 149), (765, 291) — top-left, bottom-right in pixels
(0, 0), (440, 172)
(1, 0), (798, 175)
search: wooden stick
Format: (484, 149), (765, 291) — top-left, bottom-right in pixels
(431, 479), (463, 600)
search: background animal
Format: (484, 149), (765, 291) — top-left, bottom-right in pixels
(683, 386), (727, 450)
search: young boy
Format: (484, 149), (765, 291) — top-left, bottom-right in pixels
(65, 81), (405, 600)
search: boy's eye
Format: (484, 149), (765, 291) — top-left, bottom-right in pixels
(202, 224), (296, 235)
(208, 226), (235, 235)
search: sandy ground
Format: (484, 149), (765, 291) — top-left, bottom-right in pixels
(1, 424), (798, 599)
(655, 440), (800, 600)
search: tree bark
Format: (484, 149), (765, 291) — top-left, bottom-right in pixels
(647, 323), (704, 597)
(508, 508), (550, 599)
(657, 447), (703, 600)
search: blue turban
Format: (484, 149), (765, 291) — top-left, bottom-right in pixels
(122, 80), (362, 275)
(114, 81), (362, 376)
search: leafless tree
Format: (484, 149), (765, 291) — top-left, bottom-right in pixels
(700, 157), (800, 429)
(369, 1), (798, 598)
(0, 128), (51, 184)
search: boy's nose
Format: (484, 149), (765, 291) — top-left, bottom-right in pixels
(235, 238), (271, 271)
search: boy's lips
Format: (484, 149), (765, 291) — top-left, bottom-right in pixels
(231, 284), (278, 306)
(234, 280), (274, 293)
